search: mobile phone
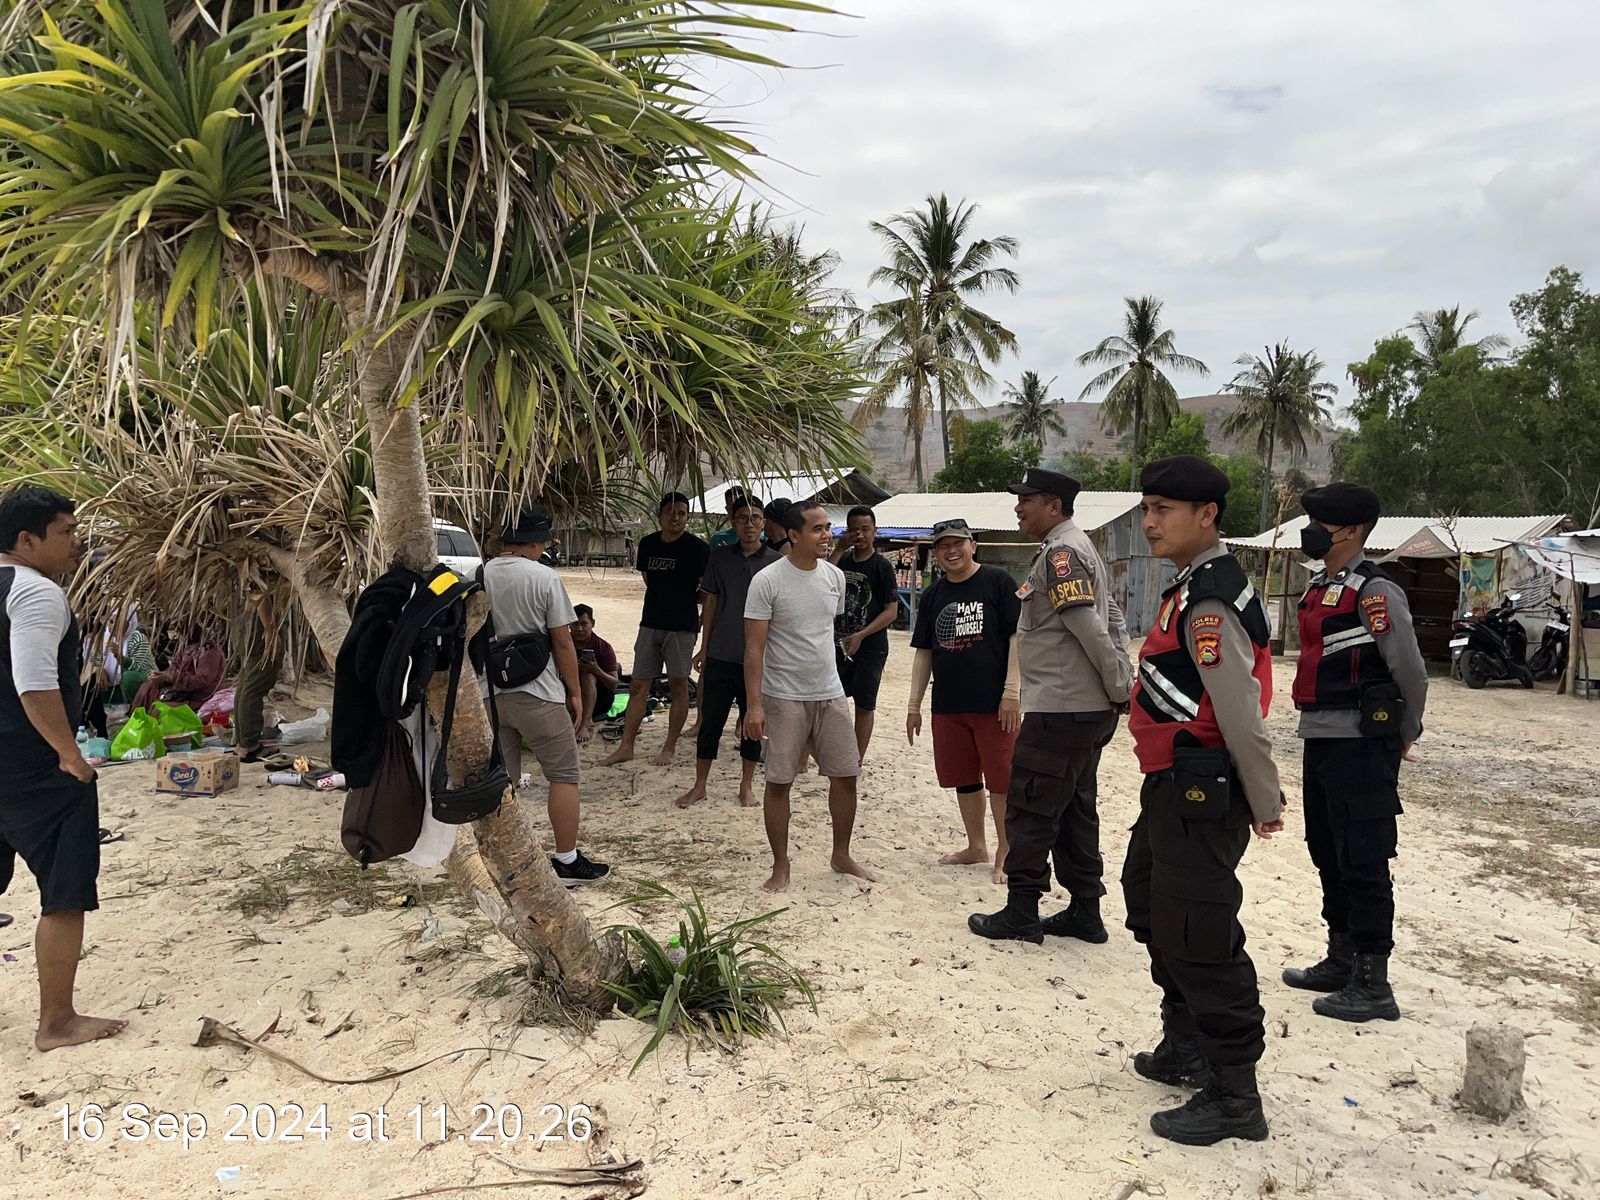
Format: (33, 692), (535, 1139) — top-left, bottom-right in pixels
(580, 648), (597, 663)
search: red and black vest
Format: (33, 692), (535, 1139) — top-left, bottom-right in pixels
(1292, 560), (1395, 710)
(1130, 552), (1273, 774)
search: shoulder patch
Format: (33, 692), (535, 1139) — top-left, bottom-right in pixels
(1048, 549), (1074, 579)
(1048, 577), (1094, 609)
(1191, 613), (1223, 631)
(1361, 593), (1391, 635)
(1195, 630), (1222, 667)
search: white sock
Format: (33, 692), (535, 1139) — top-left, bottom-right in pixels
(554, 849), (578, 865)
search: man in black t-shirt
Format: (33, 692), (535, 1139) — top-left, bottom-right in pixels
(906, 519), (1022, 885)
(602, 492), (709, 767)
(831, 505), (901, 761)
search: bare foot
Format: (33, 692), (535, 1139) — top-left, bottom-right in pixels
(831, 853), (877, 883)
(762, 863), (791, 893)
(576, 724), (594, 745)
(939, 846), (989, 866)
(651, 744), (676, 767)
(992, 867), (1008, 885)
(738, 786), (759, 808)
(601, 746), (634, 766)
(36, 1013), (128, 1052)
(674, 786), (706, 809)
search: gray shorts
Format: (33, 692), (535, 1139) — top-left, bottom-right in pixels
(764, 696), (859, 785)
(633, 627), (696, 680)
(494, 691), (580, 785)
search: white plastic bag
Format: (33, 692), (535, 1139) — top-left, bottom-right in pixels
(276, 707), (329, 745)
(399, 708), (457, 868)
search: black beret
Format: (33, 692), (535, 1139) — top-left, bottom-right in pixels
(1139, 455), (1230, 506)
(1301, 483), (1381, 527)
(1006, 467), (1082, 506)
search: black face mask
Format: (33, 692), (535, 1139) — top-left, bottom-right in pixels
(1300, 521), (1335, 559)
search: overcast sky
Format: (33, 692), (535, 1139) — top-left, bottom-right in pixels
(696, 0), (1600, 422)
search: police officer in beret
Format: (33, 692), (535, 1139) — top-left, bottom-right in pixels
(1282, 483), (1427, 1024)
(968, 468), (1132, 945)
(1124, 455), (1284, 1145)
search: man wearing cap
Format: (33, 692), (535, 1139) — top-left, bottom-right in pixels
(1282, 484), (1426, 1024)
(483, 506), (610, 886)
(1123, 455), (1283, 1145)
(906, 518), (1022, 884)
(968, 469), (1131, 945)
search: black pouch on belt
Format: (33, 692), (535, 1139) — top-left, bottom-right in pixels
(1170, 745), (1234, 820)
(1358, 681), (1404, 738)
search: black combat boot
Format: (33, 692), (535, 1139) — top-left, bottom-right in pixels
(968, 899), (1044, 944)
(1040, 895), (1109, 944)
(1133, 1003), (1214, 1089)
(1313, 952), (1401, 1022)
(1149, 1064), (1269, 1145)
(1282, 930), (1354, 992)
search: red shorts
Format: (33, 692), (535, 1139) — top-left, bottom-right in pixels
(931, 712), (1018, 795)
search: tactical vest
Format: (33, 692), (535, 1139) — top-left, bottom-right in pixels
(1129, 553), (1272, 774)
(0, 565), (83, 777)
(1292, 560), (1395, 710)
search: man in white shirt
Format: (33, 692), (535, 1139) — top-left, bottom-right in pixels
(483, 506), (610, 887)
(1, 485), (128, 1052)
(743, 501), (876, 893)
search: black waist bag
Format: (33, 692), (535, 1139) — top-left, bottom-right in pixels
(1359, 682), (1404, 738)
(341, 723), (425, 865)
(486, 632), (551, 689)
(428, 647), (510, 825)
(1171, 745), (1234, 821)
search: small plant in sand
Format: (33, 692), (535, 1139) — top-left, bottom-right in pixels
(604, 882), (816, 1073)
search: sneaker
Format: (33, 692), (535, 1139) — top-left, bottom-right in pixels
(551, 850), (611, 887)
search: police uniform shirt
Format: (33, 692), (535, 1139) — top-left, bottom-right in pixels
(1297, 552), (1428, 744)
(1176, 545), (1283, 824)
(1017, 519), (1132, 714)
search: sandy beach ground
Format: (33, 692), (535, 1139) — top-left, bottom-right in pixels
(3, 565), (1597, 1199)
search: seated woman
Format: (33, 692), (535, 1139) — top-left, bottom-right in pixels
(132, 627), (225, 712)
(116, 612), (157, 705)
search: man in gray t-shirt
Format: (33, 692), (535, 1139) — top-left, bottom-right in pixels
(483, 506), (608, 887)
(743, 501), (875, 894)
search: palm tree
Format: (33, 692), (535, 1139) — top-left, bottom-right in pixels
(867, 195), (1019, 468)
(1003, 371), (1067, 446)
(1076, 296), (1209, 487)
(0, 0), (860, 1012)
(1223, 343), (1338, 531)
(1406, 306), (1511, 375)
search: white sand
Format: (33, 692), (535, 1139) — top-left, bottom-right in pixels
(4, 565), (1596, 1199)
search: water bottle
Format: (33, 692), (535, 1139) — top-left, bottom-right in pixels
(665, 934), (687, 968)
(76, 725), (89, 746)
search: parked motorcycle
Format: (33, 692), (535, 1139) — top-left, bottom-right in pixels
(1450, 593), (1533, 689)
(1528, 602), (1571, 683)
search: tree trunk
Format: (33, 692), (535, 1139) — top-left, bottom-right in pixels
(1258, 425), (1277, 534)
(258, 247), (622, 1010)
(263, 544), (352, 654)
(1127, 390), (1144, 490)
(938, 380), (951, 470)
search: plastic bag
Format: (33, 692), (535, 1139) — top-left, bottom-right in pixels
(154, 701), (204, 751)
(110, 707), (161, 761)
(197, 687), (235, 724)
(277, 707), (330, 746)
(82, 736), (112, 760)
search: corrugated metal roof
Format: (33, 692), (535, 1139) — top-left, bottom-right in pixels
(867, 490), (1143, 537)
(1225, 513), (1565, 553)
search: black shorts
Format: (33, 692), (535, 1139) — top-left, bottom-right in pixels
(0, 766), (101, 916)
(835, 648), (888, 712)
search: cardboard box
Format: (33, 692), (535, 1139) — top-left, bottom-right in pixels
(156, 751), (240, 797)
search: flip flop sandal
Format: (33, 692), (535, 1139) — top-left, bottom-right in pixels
(98, 827), (125, 845)
(0, 913), (13, 929)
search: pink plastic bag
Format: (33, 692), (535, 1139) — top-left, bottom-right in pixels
(197, 687), (236, 724)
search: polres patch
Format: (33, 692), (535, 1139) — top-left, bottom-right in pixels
(1191, 613), (1223, 631)
(1048, 549), (1074, 579)
(1361, 593), (1392, 635)
(1195, 630), (1222, 667)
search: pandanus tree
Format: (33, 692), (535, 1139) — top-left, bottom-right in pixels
(1223, 343), (1337, 532)
(1076, 295), (1209, 488)
(0, 0), (860, 1010)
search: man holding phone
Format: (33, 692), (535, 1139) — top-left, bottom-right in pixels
(571, 604), (619, 743)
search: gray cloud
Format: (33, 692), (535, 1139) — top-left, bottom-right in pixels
(699, 0), (1600, 423)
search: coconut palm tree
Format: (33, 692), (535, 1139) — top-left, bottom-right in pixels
(1076, 296), (1209, 487)
(1003, 371), (1067, 447)
(867, 195), (1019, 468)
(1223, 343), (1338, 532)
(1406, 306), (1511, 376)
(0, 0), (858, 1011)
